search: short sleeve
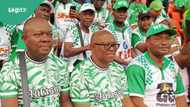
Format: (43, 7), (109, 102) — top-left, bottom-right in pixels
(0, 62), (18, 98)
(175, 72), (185, 96)
(131, 33), (142, 48)
(64, 29), (74, 43)
(70, 66), (90, 104)
(126, 64), (145, 97)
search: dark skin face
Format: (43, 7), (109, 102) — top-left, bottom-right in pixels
(79, 10), (95, 28)
(93, 0), (106, 10)
(23, 18), (53, 61)
(113, 8), (128, 23)
(138, 17), (153, 32)
(91, 31), (118, 67)
(146, 32), (171, 58)
(35, 5), (51, 20)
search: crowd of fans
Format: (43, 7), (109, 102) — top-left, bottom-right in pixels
(0, 0), (190, 106)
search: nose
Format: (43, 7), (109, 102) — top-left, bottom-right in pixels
(160, 38), (170, 46)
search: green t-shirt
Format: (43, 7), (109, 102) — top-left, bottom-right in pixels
(70, 58), (128, 107)
(126, 52), (185, 107)
(0, 53), (69, 107)
(131, 27), (146, 48)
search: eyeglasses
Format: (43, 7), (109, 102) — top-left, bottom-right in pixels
(95, 43), (120, 50)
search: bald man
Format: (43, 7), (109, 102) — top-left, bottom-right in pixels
(70, 30), (134, 107)
(0, 18), (72, 107)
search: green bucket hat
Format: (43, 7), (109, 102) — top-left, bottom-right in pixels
(146, 24), (177, 39)
(149, 0), (164, 11)
(113, 0), (128, 10)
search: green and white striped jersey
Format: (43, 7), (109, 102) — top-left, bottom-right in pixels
(70, 58), (128, 107)
(0, 53), (69, 107)
(127, 52), (185, 107)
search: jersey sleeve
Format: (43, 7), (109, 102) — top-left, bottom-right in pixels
(131, 33), (142, 48)
(126, 64), (145, 97)
(0, 62), (18, 98)
(175, 72), (185, 96)
(70, 65), (90, 104)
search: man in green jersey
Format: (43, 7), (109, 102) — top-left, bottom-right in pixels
(106, 0), (135, 65)
(70, 30), (134, 107)
(127, 24), (188, 107)
(0, 18), (72, 107)
(131, 11), (153, 55)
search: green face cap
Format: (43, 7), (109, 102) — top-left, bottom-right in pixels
(146, 24), (177, 39)
(113, 0), (128, 10)
(149, 0), (164, 11)
(79, 3), (96, 13)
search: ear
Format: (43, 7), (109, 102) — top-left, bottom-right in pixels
(22, 32), (27, 41)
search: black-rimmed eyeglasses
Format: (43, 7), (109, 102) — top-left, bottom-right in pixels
(95, 43), (120, 50)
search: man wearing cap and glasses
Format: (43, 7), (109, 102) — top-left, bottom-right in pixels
(64, 3), (96, 71)
(131, 11), (153, 55)
(127, 24), (188, 107)
(70, 30), (134, 107)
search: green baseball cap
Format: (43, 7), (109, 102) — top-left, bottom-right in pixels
(149, 0), (164, 11)
(113, 0), (128, 10)
(146, 24), (176, 39)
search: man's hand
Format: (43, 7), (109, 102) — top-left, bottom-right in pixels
(84, 44), (91, 51)
(1, 97), (19, 107)
(114, 55), (129, 65)
(130, 96), (148, 107)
